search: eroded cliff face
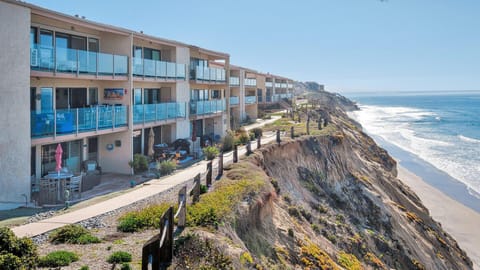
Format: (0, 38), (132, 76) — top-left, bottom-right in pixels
(172, 95), (473, 270)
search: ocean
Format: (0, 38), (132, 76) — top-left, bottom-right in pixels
(346, 91), (480, 206)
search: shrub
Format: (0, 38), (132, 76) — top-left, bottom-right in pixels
(288, 228), (294, 238)
(128, 154), (148, 173)
(0, 254), (23, 270)
(200, 184), (208, 194)
(38, 250), (78, 267)
(158, 160), (176, 175)
(337, 251), (362, 270)
(187, 179), (265, 227)
(0, 227), (38, 269)
(49, 224), (100, 244)
(238, 133), (250, 145)
(80, 265), (90, 270)
(107, 251), (132, 264)
(221, 130), (235, 152)
(120, 263), (132, 270)
(202, 146), (219, 160)
(251, 127), (263, 138)
(117, 203), (173, 232)
(240, 252), (254, 266)
(249, 132), (256, 141)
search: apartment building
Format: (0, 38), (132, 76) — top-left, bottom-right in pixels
(0, 0), (230, 209)
(0, 0), (294, 209)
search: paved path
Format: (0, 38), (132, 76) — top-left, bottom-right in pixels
(12, 117), (281, 237)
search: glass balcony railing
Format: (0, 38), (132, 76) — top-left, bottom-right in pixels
(30, 44), (128, 76)
(133, 102), (186, 124)
(265, 82), (273, 88)
(229, 96), (239, 105)
(275, 83), (282, 88)
(230, 76), (240, 86)
(244, 78), (257, 87)
(132, 58), (186, 79)
(245, 96), (257, 104)
(192, 66), (226, 82)
(287, 83), (293, 89)
(31, 105), (128, 138)
(190, 99), (226, 115)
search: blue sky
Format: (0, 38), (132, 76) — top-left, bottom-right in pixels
(27, 0), (480, 92)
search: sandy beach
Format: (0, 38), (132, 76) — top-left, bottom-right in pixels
(397, 166), (480, 269)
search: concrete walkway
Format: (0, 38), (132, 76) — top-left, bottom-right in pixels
(12, 116), (281, 237)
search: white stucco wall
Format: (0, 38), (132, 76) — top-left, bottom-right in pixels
(175, 47), (191, 139)
(0, 2), (31, 209)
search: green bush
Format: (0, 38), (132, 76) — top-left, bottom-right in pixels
(221, 130), (235, 152)
(79, 265), (90, 270)
(0, 227), (38, 269)
(107, 251), (132, 264)
(202, 146), (219, 160)
(249, 132), (256, 141)
(158, 160), (176, 175)
(251, 127), (263, 138)
(238, 133), (250, 145)
(49, 224), (100, 244)
(117, 203), (174, 232)
(0, 254), (22, 270)
(128, 154), (149, 173)
(120, 263), (132, 270)
(38, 250), (78, 267)
(200, 184), (208, 194)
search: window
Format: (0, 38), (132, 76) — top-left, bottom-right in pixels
(212, 90), (221, 99)
(30, 27), (37, 46)
(143, 47), (161, 60)
(40, 30), (53, 47)
(133, 88), (142, 105)
(144, 88), (161, 104)
(40, 87), (53, 112)
(89, 88), (98, 105)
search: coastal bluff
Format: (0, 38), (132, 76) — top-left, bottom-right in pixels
(172, 91), (473, 269)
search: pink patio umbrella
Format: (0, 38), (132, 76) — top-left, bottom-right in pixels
(55, 143), (63, 174)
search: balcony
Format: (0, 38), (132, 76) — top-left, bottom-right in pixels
(275, 83), (282, 88)
(31, 105), (128, 138)
(287, 83), (293, 88)
(133, 102), (186, 124)
(132, 58), (186, 79)
(245, 96), (257, 104)
(230, 96), (239, 106)
(192, 66), (226, 83)
(190, 99), (226, 115)
(265, 82), (273, 88)
(244, 78), (257, 87)
(30, 44), (128, 77)
(230, 76), (240, 86)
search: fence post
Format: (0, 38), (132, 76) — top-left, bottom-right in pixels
(307, 115), (310, 135)
(177, 186), (186, 228)
(290, 126), (294, 139)
(246, 141), (252, 156)
(206, 161), (212, 187)
(257, 136), (261, 149)
(217, 151), (223, 179)
(141, 207), (173, 270)
(233, 145), (238, 163)
(193, 173), (201, 204)
(324, 118), (328, 127)
(318, 118), (322, 130)
(276, 129), (281, 145)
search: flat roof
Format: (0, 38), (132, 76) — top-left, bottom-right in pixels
(4, 0), (229, 58)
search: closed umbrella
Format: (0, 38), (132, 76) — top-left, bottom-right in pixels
(148, 128), (155, 158)
(55, 144), (63, 174)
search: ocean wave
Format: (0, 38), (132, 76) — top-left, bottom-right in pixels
(458, 135), (480, 144)
(350, 104), (480, 196)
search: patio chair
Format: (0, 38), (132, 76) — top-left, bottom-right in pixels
(65, 175), (82, 199)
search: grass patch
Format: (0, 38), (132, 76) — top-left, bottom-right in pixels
(107, 251), (132, 264)
(117, 203), (175, 232)
(38, 250), (78, 268)
(187, 178), (265, 227)
(49, 224), (100, 244)
(300, 241), (340, 270)
(337, 251), (363, 270)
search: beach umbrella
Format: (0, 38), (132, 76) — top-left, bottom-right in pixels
(55, 143), (63, 173)
(148, 127), (155, 157)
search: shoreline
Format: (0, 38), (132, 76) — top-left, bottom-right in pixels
(397, 165), (480, 269)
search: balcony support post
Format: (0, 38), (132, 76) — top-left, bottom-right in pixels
(96, 106), (99, 132)
(76, 108), (79, 136)
(113, 105), (116, 130)
(53, 109), (57, 140)
(76, 50), (79, 77)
